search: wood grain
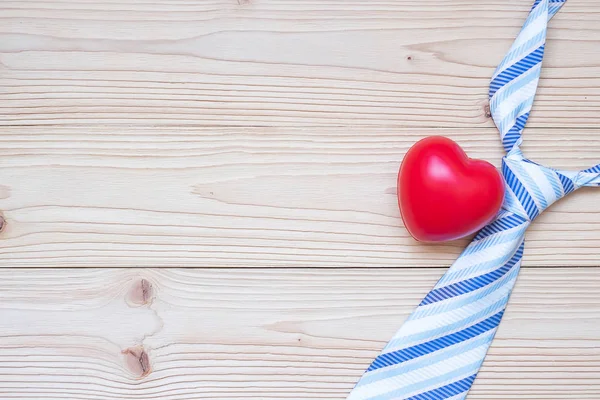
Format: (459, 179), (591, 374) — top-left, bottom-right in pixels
(1, 126), (600, 268)
(0, 268), (598, 399)
(2, 1), (600, 398)
(1, 0), (599, 127)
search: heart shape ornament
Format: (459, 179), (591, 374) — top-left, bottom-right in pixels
(398, 136), (505, 242)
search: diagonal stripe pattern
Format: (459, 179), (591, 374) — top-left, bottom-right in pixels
(346, 1), (600, 399)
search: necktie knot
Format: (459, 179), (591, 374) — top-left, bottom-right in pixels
(501, 151), (577, 221)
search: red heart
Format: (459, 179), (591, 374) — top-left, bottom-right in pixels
(397, 136), (505, 242)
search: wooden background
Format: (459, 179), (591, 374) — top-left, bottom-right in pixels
(1, 0), (599, 398)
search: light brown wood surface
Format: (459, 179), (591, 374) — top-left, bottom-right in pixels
(2, 126), (600, 268)
(1, 0), (599, 127)
(1, 1), (600, 399)
(0, 268), (599, 399)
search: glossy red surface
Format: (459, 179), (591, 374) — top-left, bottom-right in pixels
(397, 136), (505, 242)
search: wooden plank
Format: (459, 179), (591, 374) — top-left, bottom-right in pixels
(1, 126), (600, 268)
(0, 267), (598, 399)
(1, 0), (599, 127)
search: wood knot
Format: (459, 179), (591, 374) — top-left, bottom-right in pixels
(122, 346), (151, 378)
(483, 103), (492, 119)
(127, 278), (154, 306)
(407, 56), (412, 61)
(0, 214), (5, 233)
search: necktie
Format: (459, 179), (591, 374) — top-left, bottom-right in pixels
(347, 1), (600, 399)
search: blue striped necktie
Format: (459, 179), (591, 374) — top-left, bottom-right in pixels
(347, 1), (600, 399)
